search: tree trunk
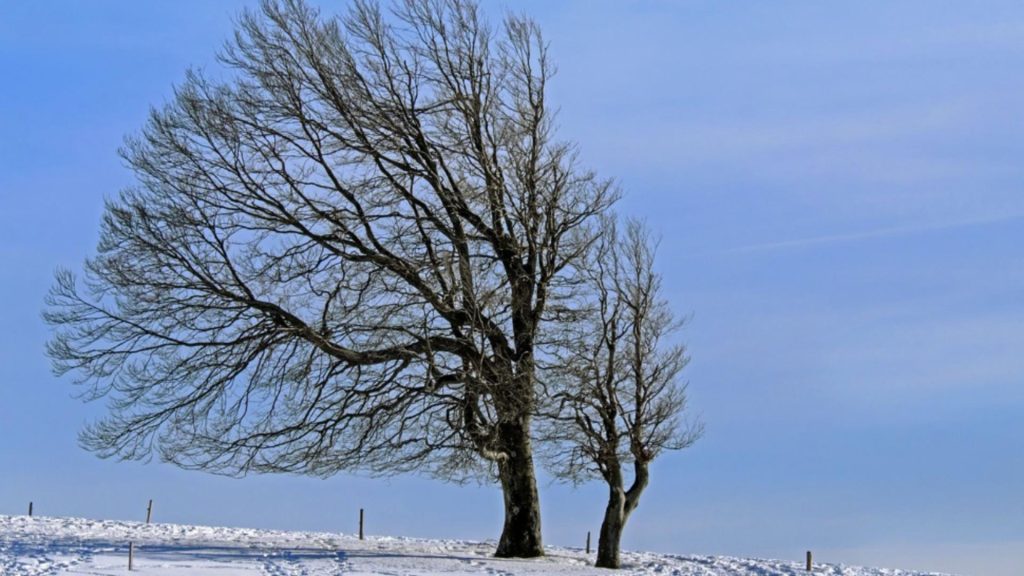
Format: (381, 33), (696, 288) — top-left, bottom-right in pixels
(596, 460), (648, 569)
(595, 487), (626, 568)
(494, 418), (544, 558)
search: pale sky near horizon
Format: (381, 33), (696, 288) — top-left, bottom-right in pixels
(1, 2), (1022, 576)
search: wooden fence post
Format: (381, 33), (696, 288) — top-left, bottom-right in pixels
(359, 508), (364, 540)
(129, 541), (135, 571)
(585, 531), (591, 554)
(146, 499), (153, 524)
(28, 502), (32, 517)
(806, 550), (812, 571)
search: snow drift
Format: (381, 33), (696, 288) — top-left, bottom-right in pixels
(0, 515), (954, 575)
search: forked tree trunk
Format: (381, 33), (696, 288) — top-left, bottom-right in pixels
(595, 487), (627, 568)
(494, 418), (544, 558)
(596, 462), (648, 569)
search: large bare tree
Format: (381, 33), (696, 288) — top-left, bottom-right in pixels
(540, 219), (701, 568)
(45, 0), (615, 557)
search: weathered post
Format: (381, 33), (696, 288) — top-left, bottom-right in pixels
(146, 499), (153, 524)
(28, 502), (33, 517)
(586, 531), (591, 554)
(359, 508), (364, 540)
(129, 541), (135, 571)
(806, 550), (812, 572)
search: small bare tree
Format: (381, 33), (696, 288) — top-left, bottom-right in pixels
(541, 218), (702, 569)
(44, 0), (615, 558)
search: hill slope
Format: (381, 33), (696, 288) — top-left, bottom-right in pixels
(0, 515), (954, 576)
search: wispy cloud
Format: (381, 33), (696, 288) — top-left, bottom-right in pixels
(720, 211), (1024, 255)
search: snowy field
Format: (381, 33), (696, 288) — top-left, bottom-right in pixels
(0, 515), (955, 576)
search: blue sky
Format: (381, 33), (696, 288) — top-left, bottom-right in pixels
(1, 2), (1022, 575)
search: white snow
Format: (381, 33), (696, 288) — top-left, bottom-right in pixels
(0, 515), (955, 576)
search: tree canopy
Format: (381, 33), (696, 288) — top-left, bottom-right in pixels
(44, 0), (699, 562)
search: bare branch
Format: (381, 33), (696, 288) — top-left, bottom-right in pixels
(45, 0), (617, 558)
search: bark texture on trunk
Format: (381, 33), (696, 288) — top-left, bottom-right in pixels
(595, 488), (626, 568)
(494, 418), (544, 558)
(595, 461), (649, 569)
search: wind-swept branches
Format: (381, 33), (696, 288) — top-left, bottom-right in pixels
(45, 0), (616, 558)
(539, 218), (702, 568)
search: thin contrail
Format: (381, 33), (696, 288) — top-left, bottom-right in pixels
(719, 211), (1024, 255)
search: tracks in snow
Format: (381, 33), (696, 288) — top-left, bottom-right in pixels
(0, 539), (94, 576)
(260, 549), (349, 576)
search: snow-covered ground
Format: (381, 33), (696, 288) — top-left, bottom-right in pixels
(0, 515), (955, 576)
